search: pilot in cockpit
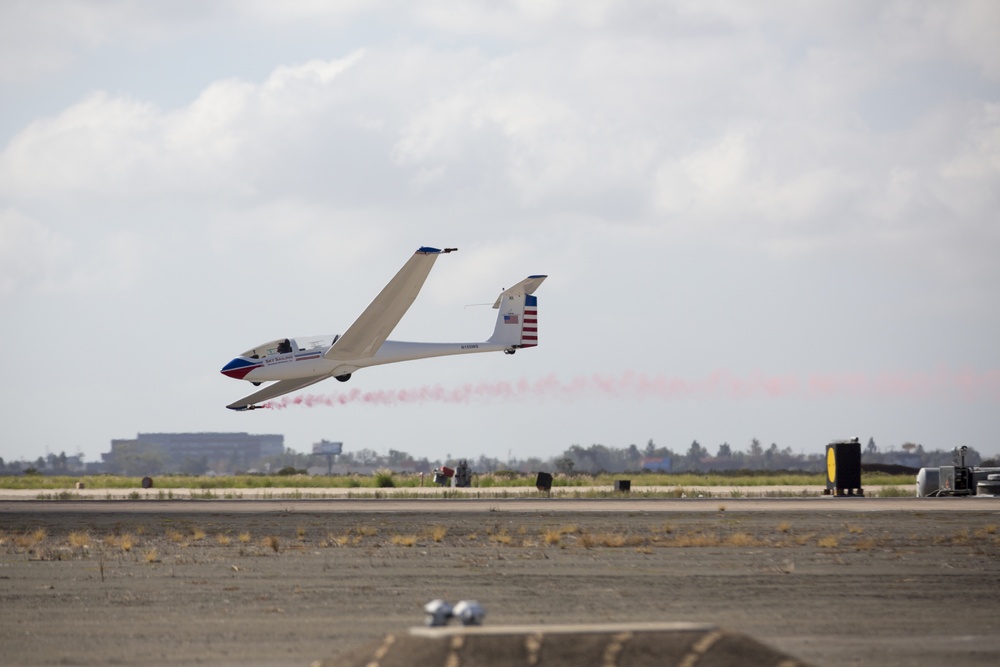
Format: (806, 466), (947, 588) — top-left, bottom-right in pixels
(277, 339), (292, 354)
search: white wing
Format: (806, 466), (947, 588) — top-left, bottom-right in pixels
(226, 375), (329, 410)
(324, 246), (455, 361)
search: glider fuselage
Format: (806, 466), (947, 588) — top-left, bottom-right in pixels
(222, 338), (508, 384)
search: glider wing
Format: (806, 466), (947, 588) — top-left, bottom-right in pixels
(324, 246), (455, 361)
(226, 375), (330, 410)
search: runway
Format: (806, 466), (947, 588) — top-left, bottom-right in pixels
(3, 494), (999, 515)
(2, 495), (999, 666)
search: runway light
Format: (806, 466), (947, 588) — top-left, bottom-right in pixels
(453, 600), (485, 626)
(423, 599), (453, 627)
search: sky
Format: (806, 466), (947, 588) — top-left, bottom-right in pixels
(2, 1), (998, 466)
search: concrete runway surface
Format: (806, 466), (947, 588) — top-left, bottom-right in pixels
(4, 495), (1000, 514)
(1, 496), (999, 666)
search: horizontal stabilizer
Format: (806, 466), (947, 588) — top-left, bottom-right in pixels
(492, 275), (547, 308)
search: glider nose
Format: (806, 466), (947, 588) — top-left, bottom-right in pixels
(221, 357), (258, 380)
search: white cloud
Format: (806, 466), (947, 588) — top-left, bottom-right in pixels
(0, 208), (150, 295)
(2, 4), (995, 272)
(0, 208), (72, 294)
(0, 1), (225, 83)
(0, 52), (366, 201)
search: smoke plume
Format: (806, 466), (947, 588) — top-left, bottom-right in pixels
(262, 368), (1000, 410)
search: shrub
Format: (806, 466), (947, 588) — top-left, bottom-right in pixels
(374, 469), (395, 488)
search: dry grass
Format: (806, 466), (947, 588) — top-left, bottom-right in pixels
(327, 534), (360, 547)
(542, 524), (579, 545)
(579, 532), (636, 548)
(68, 531), (90, 549)
(724, 532), (759, 547)
(15, 528), (47, 549)
(975, 525), (998, 539)
(660, 532), (723, 548)
(16, 511), (991, 566)
(648, 530), (766, 549)
(853, 537), (879, 551)
(817, 535), (839, 548)
(488, 531), (513, 545)
(935, 529), (971, 545)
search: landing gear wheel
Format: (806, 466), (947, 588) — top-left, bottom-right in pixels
(335, 373), (352, 382)
(141, 476), (154, 489)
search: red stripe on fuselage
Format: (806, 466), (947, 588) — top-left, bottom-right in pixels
(222, 363), (261, 380)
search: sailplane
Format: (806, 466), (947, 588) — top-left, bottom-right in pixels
(221, 246), (546, 410)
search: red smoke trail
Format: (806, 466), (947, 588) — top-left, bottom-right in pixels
(261, 368), (1000, 410)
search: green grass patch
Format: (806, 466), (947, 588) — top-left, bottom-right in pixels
(1, 471), (916, 490)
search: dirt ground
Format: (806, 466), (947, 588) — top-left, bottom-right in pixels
(2, 499), (999, 666)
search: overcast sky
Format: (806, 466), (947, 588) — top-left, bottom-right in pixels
(2, 1), (998, 466)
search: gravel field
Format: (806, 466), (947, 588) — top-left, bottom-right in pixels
(1, 497), (999, 666)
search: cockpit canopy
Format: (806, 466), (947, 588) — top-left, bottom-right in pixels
(239, 335), (338, 359)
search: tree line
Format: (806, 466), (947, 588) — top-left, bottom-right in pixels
(2, 437), (989, 476)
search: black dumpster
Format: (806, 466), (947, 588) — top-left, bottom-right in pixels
(535, 472), (553, 491)
(825, 439), (863, 496)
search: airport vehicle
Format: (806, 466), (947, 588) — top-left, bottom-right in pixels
(916, 446), (1000, 497)
(221, 246), (546, 411)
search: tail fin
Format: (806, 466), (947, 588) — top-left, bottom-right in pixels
(487, 275), (547, 348)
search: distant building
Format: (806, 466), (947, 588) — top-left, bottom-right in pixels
(103, 432), (284, 475)
(641, 456), (672, 472)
